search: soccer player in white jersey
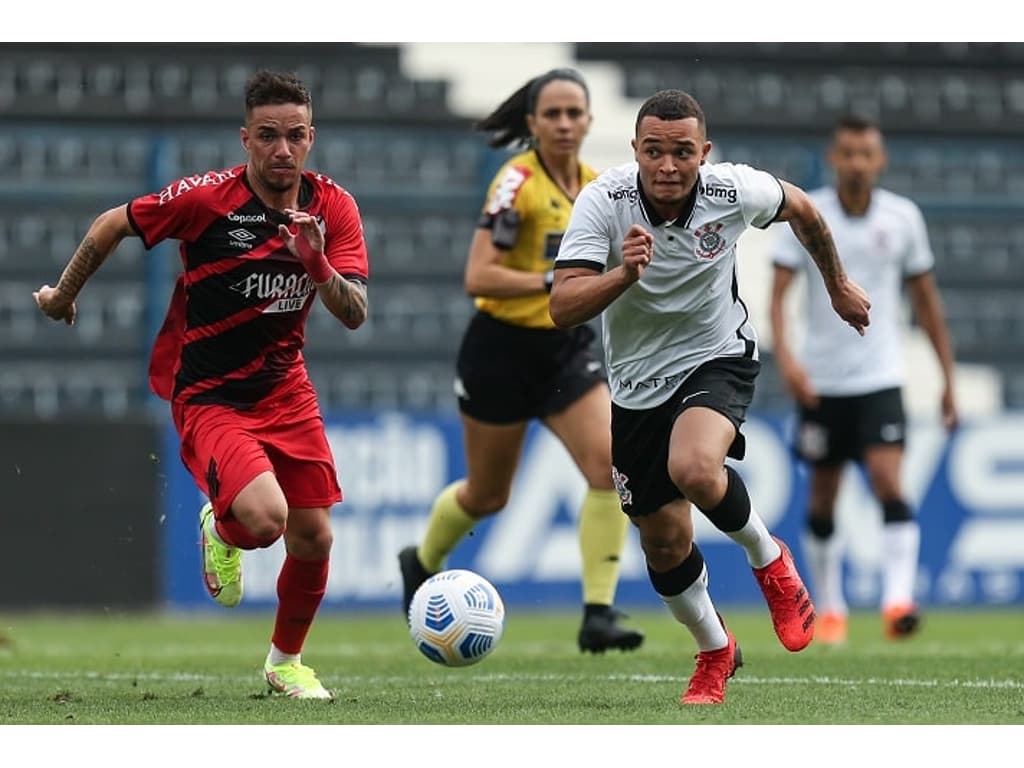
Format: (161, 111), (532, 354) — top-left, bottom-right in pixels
(550, 89), (871, 705)
(769, 115), (959, 645)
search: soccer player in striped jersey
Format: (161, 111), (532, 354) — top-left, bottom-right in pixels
(398, 68), (644, 653)
(33, 70), (369, 700)
(769, 115), (959, 644)
(551, 89), (871, 704)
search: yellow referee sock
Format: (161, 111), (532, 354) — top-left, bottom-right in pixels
(418, 480), (479, 573)
(578, 488), (628, 606)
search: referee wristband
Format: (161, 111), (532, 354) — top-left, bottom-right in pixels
(543, 269), (555, 293)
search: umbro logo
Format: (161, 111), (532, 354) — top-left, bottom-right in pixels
(228, 228), (256, 241)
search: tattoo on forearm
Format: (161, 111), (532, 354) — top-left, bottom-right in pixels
(324, 275), (367, 327)
(792, 212), (843, 286)
(57, 237), (105, 295)
(342, 279), (367, 326)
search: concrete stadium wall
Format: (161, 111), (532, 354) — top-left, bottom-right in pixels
(0, 418), (162, 609)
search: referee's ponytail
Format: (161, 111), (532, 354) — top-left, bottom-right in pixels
(475, 68), (590, 149)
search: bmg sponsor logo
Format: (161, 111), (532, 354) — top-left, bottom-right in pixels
(699, 183), (737, 204)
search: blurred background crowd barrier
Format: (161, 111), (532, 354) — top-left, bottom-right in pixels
(1, 42), (1022, 611)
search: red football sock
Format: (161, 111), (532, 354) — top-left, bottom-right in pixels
(271, 555), (329, 655)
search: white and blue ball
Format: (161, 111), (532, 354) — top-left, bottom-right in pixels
(408, 569), (505, 667)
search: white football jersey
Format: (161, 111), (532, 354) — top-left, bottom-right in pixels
(771, 186), (934, 396)
(556, 160), (784, 409)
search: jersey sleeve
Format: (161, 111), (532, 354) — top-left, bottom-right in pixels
(324, 187), (369, 282)
(902, 200), (935, 277)
(731, 163), (785, 229)
(477, 161), (533, 246)
(555, 182), (610, 271)
(127, 175), (216, 250)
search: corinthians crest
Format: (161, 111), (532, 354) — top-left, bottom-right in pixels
(693, 221), (727, 260)
(611, 465), (633, 508)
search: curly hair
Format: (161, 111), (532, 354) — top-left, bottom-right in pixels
(244, 70), (312, 118)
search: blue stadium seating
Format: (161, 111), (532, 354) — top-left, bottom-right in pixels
(3, 43), (1023, 415)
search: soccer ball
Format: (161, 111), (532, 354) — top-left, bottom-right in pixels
(408, 569), (505, 667)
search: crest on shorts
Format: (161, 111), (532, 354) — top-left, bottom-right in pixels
(694, 222), (727, 260)
(611, 465), (633, 508)
(798, 422), (828, 461)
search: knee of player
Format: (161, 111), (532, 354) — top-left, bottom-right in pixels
(580, 458), (615, 490)
(286, 523), (333, 558)
(245, 505), (288, 544)
(307, 524), (334, 554)
(459, 484), (511, 517)
(640, 534), (694, 572)
(667, 456), (721, 501)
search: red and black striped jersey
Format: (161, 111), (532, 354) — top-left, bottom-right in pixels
(130, 165), (369, 408)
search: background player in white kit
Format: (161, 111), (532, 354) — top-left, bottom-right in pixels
(549, 89), (871, 705)
(769, 114), (959, 645)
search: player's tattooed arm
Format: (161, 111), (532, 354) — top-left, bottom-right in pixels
(60, 205), (133, 293)
(788, 210), (844, 290)
(34, 204), (134, 325)
(777, 181), (846, 290)
(317, 276), (368, 330)
(777, 180), (870, 335)
(56, 236), (107, 298)
(57, 204), (133, 298)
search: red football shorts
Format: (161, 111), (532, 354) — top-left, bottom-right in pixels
(172, 377), (342, 516)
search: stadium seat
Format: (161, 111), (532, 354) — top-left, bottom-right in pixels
(55, 62), (84, 112)
(1002, 367), (1024, 408)
(2, 42), (1021, 418)
(934, 219), (1019, 287)
(85, 61), (123, 98)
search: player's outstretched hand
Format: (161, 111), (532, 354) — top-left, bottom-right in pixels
(831, 278), (871, 336)
(33, 284), (76, 326)
(779, 358), (820, 409)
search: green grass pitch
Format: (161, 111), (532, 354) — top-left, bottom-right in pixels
(1, 606), (1021, 727)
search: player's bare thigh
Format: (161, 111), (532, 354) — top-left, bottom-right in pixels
(459, 413), (529, 517)
(667, 407), (735, 509)
(543, 382), (613, 490)
(232, 471), (289, 541)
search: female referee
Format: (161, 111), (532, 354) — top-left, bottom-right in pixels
(398, 68), (643, 654)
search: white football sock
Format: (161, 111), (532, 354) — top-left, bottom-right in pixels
(803, 530), (847, 616)
(267, 643), (300, 667)
(882, 520), (920, 610)
(659, 564), (729, 652)
(723, 506), (781, 568)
